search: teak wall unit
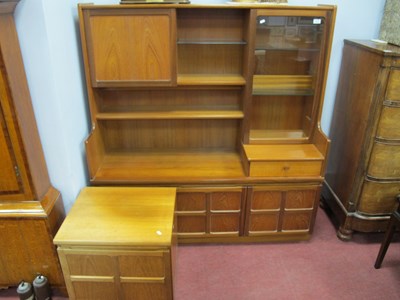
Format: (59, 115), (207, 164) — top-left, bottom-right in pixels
(0, 0), (65, 288)
(323, 40), (400, 240)
(79, 4), (336, 243)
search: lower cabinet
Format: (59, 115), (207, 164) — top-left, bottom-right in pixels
(246, 186), (319, 235)
(57, 249), (173, 300)
(176, 187), (245, 239)
(176, 185), (321, 242)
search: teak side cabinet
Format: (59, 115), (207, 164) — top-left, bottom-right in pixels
(323, 40), (400, 240)
(0, 0), (65, 288)
(79, 3), (336, 243)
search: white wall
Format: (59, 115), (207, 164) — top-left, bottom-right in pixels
(13, 0), (386, 212)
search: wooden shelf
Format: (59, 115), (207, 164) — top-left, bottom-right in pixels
(243, 144), (324, 162)
(178, 39), (247, 45)
(96, 110), (244, 120)
(249, 130), (308, 142)
(252, 75), (314, 96)
(178, 74), (246, 86)
(90, 150), (245, 183)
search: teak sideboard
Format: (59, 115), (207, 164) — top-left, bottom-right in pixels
(323, 40), (400, 240)
(78, 3), (336, 243)
(0, 0), (65, 288)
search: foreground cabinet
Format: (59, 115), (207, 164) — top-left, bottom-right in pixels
(0, 0), (65, 288)
(79, 4), (336, 243)
(323, 40), (400, 239)
(54, 187), (176, 300)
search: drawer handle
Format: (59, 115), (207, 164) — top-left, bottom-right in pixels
(283, 166), (290, 171)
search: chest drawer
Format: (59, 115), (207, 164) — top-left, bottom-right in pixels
(358, 179), (400, 214)
(386, 69), (400, 101)
(368, 142), (400, 179)
(377, 102), (400, 140)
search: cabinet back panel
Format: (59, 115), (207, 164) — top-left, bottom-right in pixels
(177, 9), (245, 42)
(255, 49), (319, 76)
(251, 95), (310, 130)
(178, 44), (243, 75)
(96, 89), (241, 112)
(99, 119), (239, 151)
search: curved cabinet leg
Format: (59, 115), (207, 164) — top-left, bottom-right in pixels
(337, 225), (353, 241)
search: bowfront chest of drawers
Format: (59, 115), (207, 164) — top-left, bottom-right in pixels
(54, 187), (177, 300)
(323, 40), (400, 240)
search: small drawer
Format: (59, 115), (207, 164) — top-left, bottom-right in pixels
(386, 69), (400, 101)
(358, 179), (400, 214)
(376, 103), (400, 140)
(368, 142), (400, 179)
(249, 161), (322, 177)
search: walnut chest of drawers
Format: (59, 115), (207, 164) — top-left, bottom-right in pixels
(53, 187), (177, 300)
(323, 40), (400, 240)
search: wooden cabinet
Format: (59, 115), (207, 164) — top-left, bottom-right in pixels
(0, 0), (65, 288)
(323, 40), (400, 240)
(54, 187), (176, 300)
(246, 185), (320, 237)
(79, 4), (336, 243)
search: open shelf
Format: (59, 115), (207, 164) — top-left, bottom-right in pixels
(178, 74), (246, 86)
(178, 40), (247, 45)
(89, 150), (246, 183)
(96, 110), (244, 120)
(249, 130), (308, 143)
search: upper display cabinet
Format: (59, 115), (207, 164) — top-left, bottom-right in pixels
(245, 9), (333, 143)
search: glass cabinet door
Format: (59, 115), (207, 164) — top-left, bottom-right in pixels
(250, 14), (326, 143)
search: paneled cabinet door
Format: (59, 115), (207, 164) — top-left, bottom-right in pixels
(81, 8), (177, 87)
(245, 186), (320, 236)
(176, 187), (244, 239)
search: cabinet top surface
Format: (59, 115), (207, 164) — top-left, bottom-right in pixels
(345, 39), (400, 57)
(54, 187), (176, 247)
(78, 3), (335, 11)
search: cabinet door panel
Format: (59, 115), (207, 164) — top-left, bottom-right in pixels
(246, 186), (319, 235)
(84, 9), (176, 87)
(72, 282), (117, 300)
(210, 192), (241, 211)
(210, 214), (240, 234)
(122, 283), (169, 300)
(251, 190), (281, 209)
(66, 255), (114, 276)
(177, 215), (206, 234)
(248, 213), (279, 233)
(176, 192), (206, 211)
(282, 211), (312, 231)
(286, 190), (315, 209)
(119, 253), (165, 277)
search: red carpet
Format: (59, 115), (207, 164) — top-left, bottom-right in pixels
(174, 207), (400, 300)
(1, 207), (399, 299)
